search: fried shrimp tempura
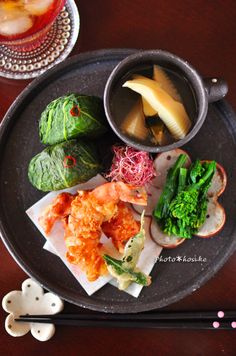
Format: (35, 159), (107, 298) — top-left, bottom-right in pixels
(39, 182), (147, 281)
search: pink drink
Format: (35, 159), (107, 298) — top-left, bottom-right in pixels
(0, 0), (66, 50)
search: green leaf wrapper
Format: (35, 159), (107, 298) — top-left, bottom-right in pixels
(39, 94), (108, 145)
(28, 139), (101, 191)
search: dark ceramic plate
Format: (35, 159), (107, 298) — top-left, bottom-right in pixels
(0, 49), (236, 313)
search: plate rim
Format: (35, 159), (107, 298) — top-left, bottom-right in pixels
(0, 49), (236, 313)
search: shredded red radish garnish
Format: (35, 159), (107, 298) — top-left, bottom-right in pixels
(106, 146), (156, 186)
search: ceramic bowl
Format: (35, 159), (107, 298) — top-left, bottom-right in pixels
(103, 50), (228, 153)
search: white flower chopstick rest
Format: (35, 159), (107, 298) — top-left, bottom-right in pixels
(2, 278), (64, 341)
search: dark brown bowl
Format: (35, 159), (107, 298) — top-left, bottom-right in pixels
(104, 50), (228, 153)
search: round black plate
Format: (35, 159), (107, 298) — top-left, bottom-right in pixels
(0, 49), (236, 313)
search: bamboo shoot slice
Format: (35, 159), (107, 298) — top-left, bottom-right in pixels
(133, 71), (181, 116)
(121, 99), (149, 140)
(123, 77), (191, 140)
(132, 75), (157, 117)
(142, 97), (157, 117)
(153, 65), (181, 102)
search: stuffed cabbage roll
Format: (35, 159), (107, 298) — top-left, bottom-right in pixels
(28, 139), (101, 191)
(39, 94), (107, 145)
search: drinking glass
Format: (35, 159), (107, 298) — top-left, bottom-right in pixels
(0, 0), (80, 79)
(0, 0), (66, 51)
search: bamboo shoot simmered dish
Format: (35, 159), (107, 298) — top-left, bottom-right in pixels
(121, 65), (194, 145)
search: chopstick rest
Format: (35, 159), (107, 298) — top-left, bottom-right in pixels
(2, 278), (64, 341)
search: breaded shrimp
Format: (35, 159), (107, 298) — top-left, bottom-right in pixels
(39, 182), (147, 281)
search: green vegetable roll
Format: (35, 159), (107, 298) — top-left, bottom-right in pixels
(39, 94), (108, 145)
(28, 139), (101, 191)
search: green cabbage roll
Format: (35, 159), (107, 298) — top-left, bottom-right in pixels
(28, 139), (101, 191)
(39, 94), (108, 145)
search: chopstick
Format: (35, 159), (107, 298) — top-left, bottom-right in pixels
(14, 319), (236, 330)
(16, 310), (236, 320)
(15, 311), (236, 330)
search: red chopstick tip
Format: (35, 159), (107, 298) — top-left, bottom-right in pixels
(231, 321), (236, 328)
(217, 311), (224, 318)
(213, 321), (220, 328)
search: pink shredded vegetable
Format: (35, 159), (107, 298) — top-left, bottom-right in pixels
(106, 146), (156, 186)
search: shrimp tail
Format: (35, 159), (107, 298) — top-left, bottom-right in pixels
(92, 182), (147, 205)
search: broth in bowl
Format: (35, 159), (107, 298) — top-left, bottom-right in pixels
(110, 64), (197, 147)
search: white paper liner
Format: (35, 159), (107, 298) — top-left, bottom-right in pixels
(26, 175), (162, 297)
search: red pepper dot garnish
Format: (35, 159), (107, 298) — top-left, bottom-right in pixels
(70, 105), (80, 117)
(63, 155), (76, 168)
